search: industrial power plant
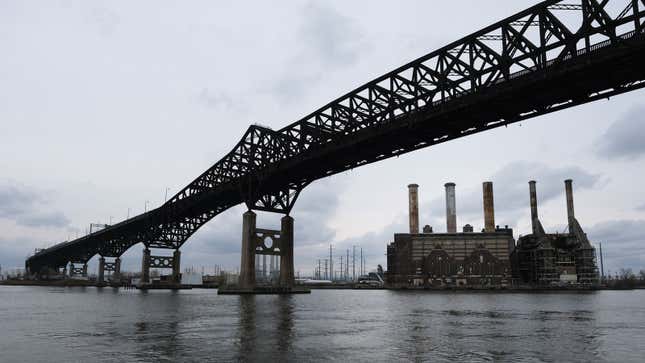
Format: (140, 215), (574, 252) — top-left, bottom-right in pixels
(386, 180), (600, 289)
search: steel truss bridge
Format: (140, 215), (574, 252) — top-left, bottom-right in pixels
(26, 0), (645, 275)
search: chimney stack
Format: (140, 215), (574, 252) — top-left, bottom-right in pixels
(529, 180), (538, 235)
(445, 182), (457, 233)
(482, 181), (495, 232)
(408, 184), (419, 234)
(565, 179), (575, 232)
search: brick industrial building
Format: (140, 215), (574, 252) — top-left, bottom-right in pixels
(386, 182), (514, 288)
(386, 180), (599, 288)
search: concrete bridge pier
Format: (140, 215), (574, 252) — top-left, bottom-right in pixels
(112, 257), (122, 283)
(98, 257), (105, 283)
(172, 249), (181, 284)
(279, 215), (294, 288)
(239, 210), (257, 289)
(141, 248), (151, 284)
(235, 210), (298, 292)
(68, 261), (88, 279)
(98, 256), (122, 285)
(140, 247), (182, 286)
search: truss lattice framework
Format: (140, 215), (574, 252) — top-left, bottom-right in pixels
(27, 0), (645, 273)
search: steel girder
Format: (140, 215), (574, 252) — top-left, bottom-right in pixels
(26, 0), (645, 275)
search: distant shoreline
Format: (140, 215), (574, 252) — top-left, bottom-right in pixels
(2, 280), (643, 292)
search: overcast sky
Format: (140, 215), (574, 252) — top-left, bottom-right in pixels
(1, 0), (644, 277)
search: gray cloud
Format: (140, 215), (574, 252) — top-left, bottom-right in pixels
(86, 6), (120, 37)
(0, 180), (70, 228)
(300, 2), (363, 67)
(197, 87), (233, 110)
(0, 182), (39, 217)
(0, 236), (37, 270)
(15, 212), (70, 228)
(270, 2), (365, 103)
(595, 105), (645, 159)
(586, 219), (645, 273)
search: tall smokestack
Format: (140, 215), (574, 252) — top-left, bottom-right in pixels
(483, 181), (495, 232)
(408, 184), (419, 234)
(529, 180), (538, 235)
(565, 179), (575, 232)
(445, 182), (457, 233)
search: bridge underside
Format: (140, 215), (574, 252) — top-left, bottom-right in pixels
(26, 0), (645, 276)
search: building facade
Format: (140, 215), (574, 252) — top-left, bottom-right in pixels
(386, 182), (515, 288)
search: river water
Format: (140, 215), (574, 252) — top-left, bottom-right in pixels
(1, 286), (644, 362)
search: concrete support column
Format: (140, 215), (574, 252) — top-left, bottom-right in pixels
(62, 265), (67, 278)
(408, 184), (419, 234)
(141, 248), (151, 284)
(239, 210), (257, 289)
(113, 257), (121, 283)
(445, 183), (457, 233)
(529, 180), (539, 234)
(279, 215), (294, 288)
(172, 249), (181, 284)
(483, 182), (495, 232)
(565, 179), (575, 232)
(98, 257), (105, 283)
(82, 263), (88, 276)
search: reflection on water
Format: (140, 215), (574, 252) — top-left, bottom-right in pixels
(1, 287), (644, 362)
(237, 295), (256, 360)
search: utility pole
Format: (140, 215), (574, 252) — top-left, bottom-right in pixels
(346, 249), (349, 280)
(318, 259), (321, 280)
(340, 255), (343, 282)
(329, 244), (333, 281)
(352, 246), (356, 281)
(599, 243), (605, 282)
(324, 259), (328, 280)
(360, 248), (363, 276)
